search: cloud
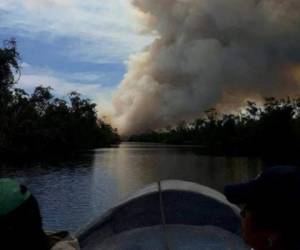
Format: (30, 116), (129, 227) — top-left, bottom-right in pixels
(18, 63), (114, 118)
(0, 0), (152, 63)
(24, 0), (72, 9)
(20, 73), (99, 96)
(21, 62), (106, 85)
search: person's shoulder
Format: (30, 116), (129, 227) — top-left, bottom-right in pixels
(47, 231), (80, 250)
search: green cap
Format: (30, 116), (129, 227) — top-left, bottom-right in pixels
(0, 178), (31, 216)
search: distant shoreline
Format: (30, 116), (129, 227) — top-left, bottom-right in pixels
(0, 143), (121, 162)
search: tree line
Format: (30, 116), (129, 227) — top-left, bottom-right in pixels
(0, 39), (120, 157)
(129, 97), (300, 158)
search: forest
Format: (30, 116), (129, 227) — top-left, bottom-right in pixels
(0, 39), (120, 158)
(2, 39), (299, 160)
(130, 97), (300, 158)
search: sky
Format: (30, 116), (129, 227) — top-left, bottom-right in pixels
(0, 0), (151, 116)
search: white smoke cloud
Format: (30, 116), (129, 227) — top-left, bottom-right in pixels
(112, 0), (300, 135)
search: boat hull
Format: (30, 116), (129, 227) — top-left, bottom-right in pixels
(76, 180), (248, 250)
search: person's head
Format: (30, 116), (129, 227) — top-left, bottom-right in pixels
(0, 178), (48, 250)
(224, 166), (300, 250)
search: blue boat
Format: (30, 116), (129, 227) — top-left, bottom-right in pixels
(76, 180), (249, 250)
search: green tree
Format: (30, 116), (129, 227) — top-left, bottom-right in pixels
(0, 39), (120, 158)
(0, 39), (20, 152)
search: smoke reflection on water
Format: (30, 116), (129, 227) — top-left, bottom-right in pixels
(0, 142), (262, 232)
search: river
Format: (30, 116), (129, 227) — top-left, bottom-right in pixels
(0, 142), (262, 233)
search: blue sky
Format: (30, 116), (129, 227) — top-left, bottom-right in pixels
(0, 0), (151, 114)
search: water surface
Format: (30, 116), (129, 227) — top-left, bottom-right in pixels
(0, 142), (262, 232)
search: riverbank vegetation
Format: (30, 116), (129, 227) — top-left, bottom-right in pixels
(0, 39), (120, 158)
(129, 97), (300, 158)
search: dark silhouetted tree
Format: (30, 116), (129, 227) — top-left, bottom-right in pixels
(0, 39), (120, 157)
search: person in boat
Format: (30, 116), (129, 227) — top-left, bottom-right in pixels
(0, 178), (80, 250)
(224, 166), (300, 250)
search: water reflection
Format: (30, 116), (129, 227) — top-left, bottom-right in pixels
(0, 142), (262, 232)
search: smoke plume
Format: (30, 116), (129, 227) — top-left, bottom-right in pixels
(112, 0), (300, 135)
